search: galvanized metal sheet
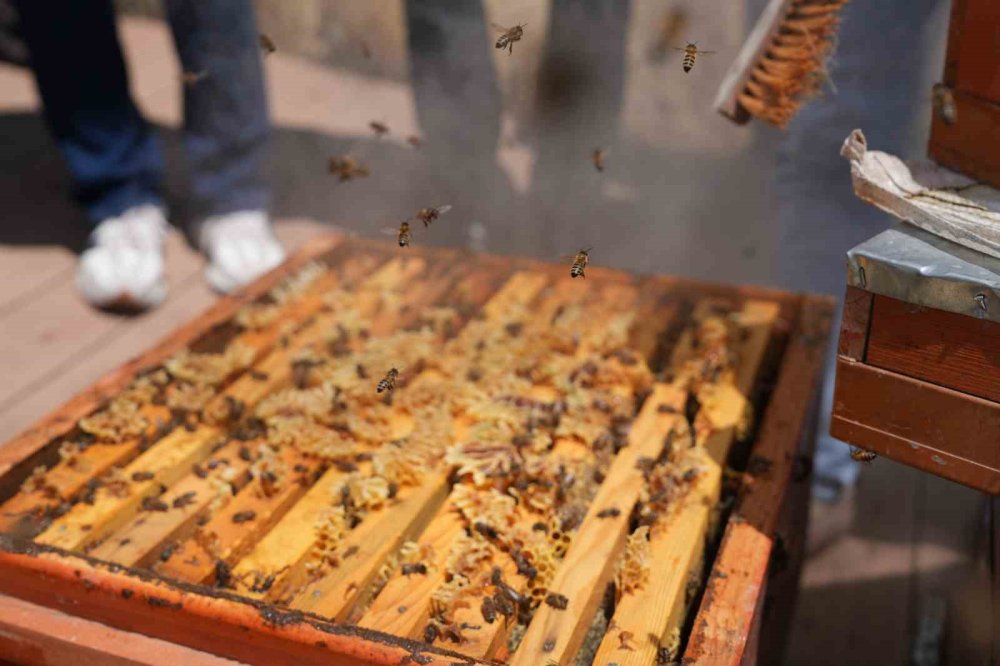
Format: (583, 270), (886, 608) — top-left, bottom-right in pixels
(846, 223), (1000, 323)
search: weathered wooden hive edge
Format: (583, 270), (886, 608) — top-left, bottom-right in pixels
(0, 234), (833, 665)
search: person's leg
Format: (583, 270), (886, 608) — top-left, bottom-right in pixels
(15, 0), (163, 224)
(405, 0), (530, 254)
(164, 0), (282, 293)
(15, 0), (168, 310)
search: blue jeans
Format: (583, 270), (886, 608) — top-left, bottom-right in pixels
(15, 0), (270, 225)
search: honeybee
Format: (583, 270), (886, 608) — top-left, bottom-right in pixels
(381, 221), (414, 247)
(407, 135), (422, 148)
(369, 121), (390, 137)
(258, 33), (276, 55)
(360, 39), (372, 59)
(377, 367), (399, 393)
(932, 84), (957, 125)
(181, 70), (208, 87)
(592, 148), (608, 172)
(328, 155), (370, 182)
(850, 447), (877, 463)
(492, 22), (526, 54)
(674, 42), (715, 72)
(413, 204), (452, 228)
(564, 248), (592, 279)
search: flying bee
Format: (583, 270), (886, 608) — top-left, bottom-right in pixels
(850, 447), (877, 463)
(360, 39), (372, 59)
(674, 42), (716, 73)
(328, 155), (370, 182)
(492, 22), (526, 54)
(563, 248), (592, 279)
(406, 135), (422, 148)
(377, 367), (399, 393)
(381, 220), (414, 247)
(592, 148), (609, 172)
(369, 121), (389, 137)
(181, 70), (208, 87)
(413, 204), (452, 228)
(258, 33), (276, 55)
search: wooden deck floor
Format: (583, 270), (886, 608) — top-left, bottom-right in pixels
(0, 16), (991, 666)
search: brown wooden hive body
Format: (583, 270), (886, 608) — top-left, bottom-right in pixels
(0, 235), (832, 665)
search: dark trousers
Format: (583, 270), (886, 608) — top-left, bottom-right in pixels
(15, 0), (270, 225)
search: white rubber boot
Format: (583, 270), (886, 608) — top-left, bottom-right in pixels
(197, 210), (285, 294)
(76, 204), (168, 311)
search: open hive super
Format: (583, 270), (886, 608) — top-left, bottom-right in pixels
(0, 236), (833, 666)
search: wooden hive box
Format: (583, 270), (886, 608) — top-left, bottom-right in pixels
(928, 0), (1000, 189)
(0, 235), (832, 665)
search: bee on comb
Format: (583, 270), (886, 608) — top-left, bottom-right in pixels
(377, 368), (399, 394)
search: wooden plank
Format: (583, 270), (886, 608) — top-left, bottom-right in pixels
(508, 383), (685, 665)
(0, 263), (355, 533)
(356, 509), (463, 637)
(0, 233), (203, 412)
(0, 592), (240, 666)
(225, 272), (550, 600)
(0, 221), (332, 445)
(89, 438), (257, 567)
(0, 234), (344, 483)
(216, 463), (361, 592)
(156, 260), (489, 583)
(866, 294), (1000, 403)
(153, 449), (318, 582)
(831, 356), (1000, 493)
(837, 286), (872, 360)
(288, 471), (451, 618)
(683, 296), (834, 666)
(269, 274), (564, 607)
(592, 300), (780, 666)
(32, 256), (424, 549)
(34, 426), (225, 551)
(359, 283), (642, 656)
(929, 87), (1000, 191)
(0, 545), (492, 666)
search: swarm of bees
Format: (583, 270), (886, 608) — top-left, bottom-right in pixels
(328, 155), (370, 182)
(675, 42), (716, 73)
(493, 22), (526, 54)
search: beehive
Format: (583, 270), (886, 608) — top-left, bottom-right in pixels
(0, 236), (833, 665)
